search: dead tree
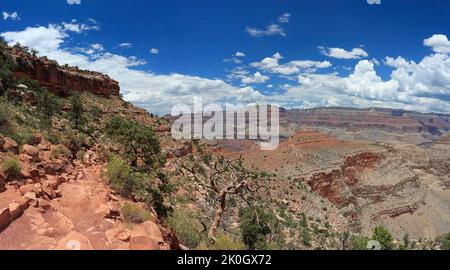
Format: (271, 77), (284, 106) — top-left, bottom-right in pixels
(177, 152), (269, 243)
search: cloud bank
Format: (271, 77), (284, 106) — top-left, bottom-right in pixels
(1, 22), (450, 114)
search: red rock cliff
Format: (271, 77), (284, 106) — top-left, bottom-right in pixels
(2, 47), (120, 97)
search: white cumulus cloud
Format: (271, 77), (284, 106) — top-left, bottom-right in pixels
(241, 72), (270, 84)
(250, 52), (332, 75)
(424, 34), (450, 54)
(320, 46), (369, 59)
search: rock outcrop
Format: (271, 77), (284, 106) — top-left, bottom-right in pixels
(1, 46), (120, 97)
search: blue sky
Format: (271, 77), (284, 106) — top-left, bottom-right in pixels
(1, 0), (450, 114)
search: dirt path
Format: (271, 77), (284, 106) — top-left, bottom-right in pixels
(0, 164), (129, 250)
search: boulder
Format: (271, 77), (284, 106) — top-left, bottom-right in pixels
(8, 202), (23, 220)
(37, 199), (51, 211)
(48, 176), (60, 190)
(33, 183), (43, 195)
(19, 184), (35, 196)
(105, 205), (121, 220)
(16, 197), (31, 211)
(0, 174), (5, 193)
(118, 231), (131, 242)
(23, 191), (37, 201)
(42, 186), (56, 200)
(107, 193), (120, 202)
(0, 180), (5, 193)
(94, 204), (110, 218)
(29, 168), (40, 179)
(129, 235), (162, 250)
(54, 190), (62, 198)
(140, 221), (164, 242)
(0, 208), (12, 232)
(55, 231), (94, 250)
(1, 137), (19, 154)
(105, 227), (125, 243)
(22, 145), (40, 161)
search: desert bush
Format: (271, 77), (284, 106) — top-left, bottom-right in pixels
(436, 233), (450, 250)
(240, 206), (273, 250)
(0, 101), (13, 136)
(107, 155), (133, 194)
(121, 203), (152, 224)
(68, 92), (85, 129)
(167, 208), (202, 249)
(76, 150), (86, 162)
(301, 228), (312, 246)
(106, 116), (161, 171)
(15, 128), (36, 146)
(37, 89), (60, 128)
(90, 106), (102, 122)
(0, 58), (16, 91)
(44, 131), (62, 145)
(50, 145), (70, 160)
(65, 132), (87, 154)
(372, 226), (395, 250)
(2, 157), (21, 178)
(198, 234), (246, 250)
(349, 235), (371, 250)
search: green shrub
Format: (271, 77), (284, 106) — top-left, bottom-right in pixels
(68, 92), (85, 129)
(121, 203), (152, 224)
(240, 206), (273, 250)
(2, 157), (21, 178)
(0, 58), (16, 91)
(44, 131), (62, 145)
(372, 226), (395, 250)
(167, 208), (202, 249)
(76, 150), (86, 162)
(350, 235), (371, 250)
(50, 145), (70, 160)
(65, 132), (87, 154)
(0, 103), (13, 137)
(16, 128), (35, 146)
(90, 106), (102, 121)
(436, 233), (450, 250)
(301, 228), (312, 246)
(107, 155), (133, 195)
(199, 234), (246, 250)
(37, 89), (60, 128)
(106, 116), (161, 171)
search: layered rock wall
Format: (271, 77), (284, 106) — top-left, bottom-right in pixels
(1, 47), (120, 97)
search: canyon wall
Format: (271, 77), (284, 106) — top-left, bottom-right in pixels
(1, 46), (120, 97)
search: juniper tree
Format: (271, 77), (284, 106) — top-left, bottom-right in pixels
(177, 148), (270, 244)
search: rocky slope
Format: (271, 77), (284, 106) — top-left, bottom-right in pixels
(0, 136), (173, 250)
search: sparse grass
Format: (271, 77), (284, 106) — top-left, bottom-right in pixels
(197, 234), (246, 250)
(2, 157), (21, 178)
(44, 131), (62, 145)
(50, 145), (70, 160)
(167, 208), (202, 249)
(121, 203), (152, 224)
